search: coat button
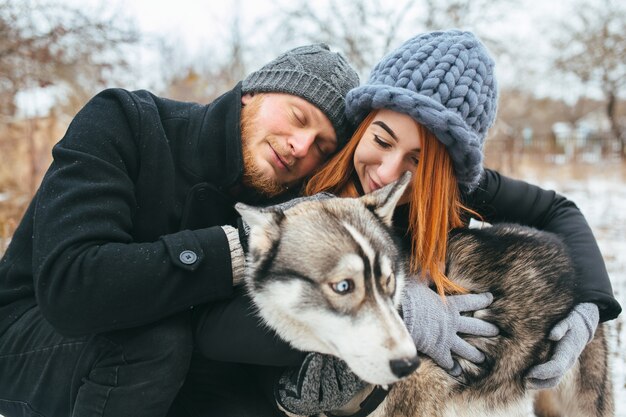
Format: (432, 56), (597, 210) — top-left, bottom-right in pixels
(179, 250), (198, 265)
(196, 187), (209, 201)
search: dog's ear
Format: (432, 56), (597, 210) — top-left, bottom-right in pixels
(235, 203), (279, 229)
(359, 171), (412, 226)
(235, 203), (283, 253)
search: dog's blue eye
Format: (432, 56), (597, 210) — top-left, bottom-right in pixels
(331, 279), (354, 294)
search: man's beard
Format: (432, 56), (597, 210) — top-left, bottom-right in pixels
(240, 95), (290, 198)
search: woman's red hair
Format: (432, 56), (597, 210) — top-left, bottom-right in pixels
(305, 111), (476, 296)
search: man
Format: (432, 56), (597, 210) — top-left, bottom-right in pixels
(0, 44), (359, 417)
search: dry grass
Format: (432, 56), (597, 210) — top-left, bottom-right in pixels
(0, 115), (68, 254)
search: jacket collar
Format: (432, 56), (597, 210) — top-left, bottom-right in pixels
(184, 82), (244, 189)
(187, 82), (303, 205)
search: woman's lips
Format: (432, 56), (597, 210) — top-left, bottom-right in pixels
(368, 174), (382, 192)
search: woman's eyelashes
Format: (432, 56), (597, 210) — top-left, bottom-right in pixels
(373, 134), (391, 148)
(373, 133), (419, 165)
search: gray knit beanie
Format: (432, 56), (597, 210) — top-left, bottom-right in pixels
(345, 30), (498, 191)
(242, 44), (359, 149)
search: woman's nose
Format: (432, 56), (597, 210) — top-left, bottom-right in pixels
(377, 155), (404, 184)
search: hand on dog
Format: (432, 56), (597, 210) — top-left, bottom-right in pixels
(401, 278), (499, 376)
(275, 352), (369, 416)
(526, 302), (599, 390)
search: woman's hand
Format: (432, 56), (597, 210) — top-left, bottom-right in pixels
(401, 278), (499, 375)
(526, 303), (599, 389)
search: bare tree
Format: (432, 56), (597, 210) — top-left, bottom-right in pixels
(267, 0), (515, 79)
(267, 0), (418, 77)
(0, 0), (140, 117)
(160, 3), (250, 103)
(422, 0), (511, 33)
(553, 0), (626, 158)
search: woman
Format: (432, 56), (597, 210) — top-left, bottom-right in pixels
(274, 29), (621, 415)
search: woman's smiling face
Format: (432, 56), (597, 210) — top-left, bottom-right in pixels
(353, 109), (422, 202)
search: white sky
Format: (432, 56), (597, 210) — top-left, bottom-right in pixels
(70, 0), (278, 55)
(63, 0), (549, 56)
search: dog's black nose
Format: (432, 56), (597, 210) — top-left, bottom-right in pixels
(390, 356), (420, 378)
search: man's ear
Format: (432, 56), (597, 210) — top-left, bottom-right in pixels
(242, 93), (254, 105)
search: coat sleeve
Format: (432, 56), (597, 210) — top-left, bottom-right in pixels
(189, 194), (340, 367)
(192, 287), (305, 367)
(466, 169), (621, 322)
(32, 89), (234, 337)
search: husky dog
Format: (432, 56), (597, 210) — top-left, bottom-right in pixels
(236, 173), (418, 385)
(236, 173), (613, 417)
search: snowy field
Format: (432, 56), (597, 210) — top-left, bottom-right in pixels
(518, 161), (626, 416)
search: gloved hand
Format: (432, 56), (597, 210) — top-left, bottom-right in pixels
(275, 352), (369, 416)
(526, 302), (599, 390)
(401, 278), (499, 375)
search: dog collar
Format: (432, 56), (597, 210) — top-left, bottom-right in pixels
(326, 385), (391, 417)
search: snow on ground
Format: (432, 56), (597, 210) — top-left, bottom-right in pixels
(519, 161), (626, 416)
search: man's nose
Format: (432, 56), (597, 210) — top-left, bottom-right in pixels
(288, 131), (316, 158)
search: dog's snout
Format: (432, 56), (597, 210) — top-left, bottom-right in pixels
(390, 356), (420, 378)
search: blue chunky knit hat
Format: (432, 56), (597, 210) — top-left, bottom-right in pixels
(345, 30), (498, 191)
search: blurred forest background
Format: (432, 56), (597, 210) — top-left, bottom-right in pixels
(0, 0), (625, 411)
(1, 0), (625, 247)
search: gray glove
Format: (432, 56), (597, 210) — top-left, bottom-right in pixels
(401, 278), (499, 375)
(275, 352), (368, 416)
(526, 302), (599, 389)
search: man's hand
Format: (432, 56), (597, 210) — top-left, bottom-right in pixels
(275, 353), (369, 416)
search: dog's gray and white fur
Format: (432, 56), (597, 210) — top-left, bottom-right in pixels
(236, 173), (613, 417)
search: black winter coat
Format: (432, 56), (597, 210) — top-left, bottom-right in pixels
(0, 84), (262, 337)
